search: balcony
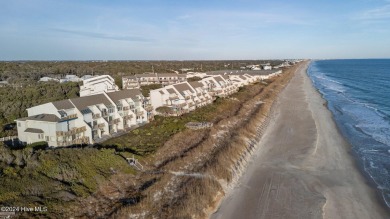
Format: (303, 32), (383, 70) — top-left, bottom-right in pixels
(169, 95), (178, 100)
(174, 102), (187, 107)
(92, 113), (101, 119)
(59, 113), (78, 121)
(123, 114), (133, 120)
(123, 106), (130, 111)
(185, 95), (191, 100)
(102, 111), (108, 117)
(93, 123), (105, 130)
(57, 136), (90, 146)
(144, 104), (153, 112)
(109, 118), (121, 125)
(56, 126), (86, 136)
(135, 111), (144, 116)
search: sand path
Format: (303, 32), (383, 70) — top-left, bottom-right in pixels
(211, 62), (389, 219)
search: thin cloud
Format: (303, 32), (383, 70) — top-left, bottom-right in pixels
(357, 4), (390, 20)
(50, 28), (154, 42)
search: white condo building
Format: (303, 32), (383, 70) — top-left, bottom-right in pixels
(16, 89), (151, 147)
(80, 75), (119, 97)
(122, 73), (187, 89)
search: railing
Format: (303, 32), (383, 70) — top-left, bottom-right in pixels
(57, 136), (90, 146)
(109, 118), (121, 125)
(93, 123), (105, 130)
(169, 95), (178, 100)
(174, 102), (187, 107)
(59, 113), (78, 121)
(135, 111), (144, 116)
(92, 113), (101, 119)
(0, 136), (18, 142)
(144, 105), (153, 112)
(56, 126), (86, 136)
(123, 114), (133, 120)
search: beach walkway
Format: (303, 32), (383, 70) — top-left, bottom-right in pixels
(211, 62), (389, 219)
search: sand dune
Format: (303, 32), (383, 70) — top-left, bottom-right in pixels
(211, 62), (389, 219)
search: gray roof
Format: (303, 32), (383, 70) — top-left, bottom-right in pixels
(157, 73), (178, 77)
(166, 88), (176, 94)
(189, 81), (203, 89)
(135, 73), (157, 78)
(52, 99), (74, 110)
(17, 114), (59, 122)
(213, 75), (225, 82)
(174, 83), (195, 93)
(207, 69), (279, 76)
(123, 75), (137, 79)
(24, 128), (44, 133)
(106, 89), (142, 103)
(70, 94), (112, 111)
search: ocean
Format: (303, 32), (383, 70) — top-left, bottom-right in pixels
(307, 59), (390, 208)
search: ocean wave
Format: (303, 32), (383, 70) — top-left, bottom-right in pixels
(308, 60), (390, 208)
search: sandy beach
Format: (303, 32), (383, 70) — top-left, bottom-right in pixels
(211, 62), (390, 219)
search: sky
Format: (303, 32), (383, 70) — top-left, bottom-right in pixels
(0, 0), (390, 60)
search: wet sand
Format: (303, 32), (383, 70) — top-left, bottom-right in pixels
(211, 62), (389, 219)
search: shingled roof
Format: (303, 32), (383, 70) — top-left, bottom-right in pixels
(173, 83), (195, 93)
(70, 94), (112, 111)
(52, 99), (74, 110)
(106, 89), (142, 103)
(188, 81), (203, 89)
(17, 114), (59, 122)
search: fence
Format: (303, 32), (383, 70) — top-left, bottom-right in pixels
(0, 136), (18, 142)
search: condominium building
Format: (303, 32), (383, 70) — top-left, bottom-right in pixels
(122, 73), (187, 89)
(199, 75), (238, 98)
(150, 81), (213, 116)
(80, 75), (119, 97)
(16, 89), (150, 147)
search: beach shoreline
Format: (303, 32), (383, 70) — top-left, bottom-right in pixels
(211, 61), (389, 219)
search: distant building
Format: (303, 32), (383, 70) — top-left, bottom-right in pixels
(15, 89), (152, 147)
(39, 77), (60, 82)
(122, 73), (187, 89)
(263, 65), (272, 70)
(80, 75), (94, 80)
(0, 81), (10, 87)
(80, 75), (119, 97)
(60, 75), (82, 83)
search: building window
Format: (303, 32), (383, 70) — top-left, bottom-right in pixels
(38, 134), (43, 139)
(45, 136), (49, 141)
(108, 108), (114, 113)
